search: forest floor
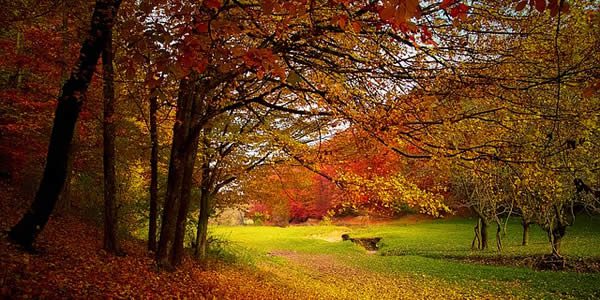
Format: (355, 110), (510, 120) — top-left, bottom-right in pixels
(0, 183), (310, 299)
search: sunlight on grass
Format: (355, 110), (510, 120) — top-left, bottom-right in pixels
(212, 216), (600, 299)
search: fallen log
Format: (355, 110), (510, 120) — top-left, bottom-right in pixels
(342, 234), (381, 251)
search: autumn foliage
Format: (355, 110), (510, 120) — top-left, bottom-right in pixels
(1, 1), (600, 298)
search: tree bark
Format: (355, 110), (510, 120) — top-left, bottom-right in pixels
(55, 4), (75, 215)
(102, 28), (120, 254)
(480, 218), (488, 250)
(551, 235), (562, 256)
(8, 0), (122, 250)
(171, 126), (201, 266)
(195, 163), (211, 260)
(495, 220), (502, 252)
(56, 124), (77, 214)
(148, 93), (158, 252)
(522, 220), (530, 246)
(156, 74), (204, 269)
(471, 219), (481, 250)
(549, 224), (566, 257)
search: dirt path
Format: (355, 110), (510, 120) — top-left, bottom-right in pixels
(264, 250), (499, 299)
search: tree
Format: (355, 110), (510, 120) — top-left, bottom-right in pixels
(148, 90), (159, 252)
(102, 24), (121, 255)
(8, 0), (123, 250)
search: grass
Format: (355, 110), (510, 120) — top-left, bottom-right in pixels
(212, 216), (600, 299)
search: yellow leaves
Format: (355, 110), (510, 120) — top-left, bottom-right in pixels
(286, 70), (303, 85)
(335, 171), (447, 217)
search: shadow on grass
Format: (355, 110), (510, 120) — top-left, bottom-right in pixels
(380, 248), (600, 273)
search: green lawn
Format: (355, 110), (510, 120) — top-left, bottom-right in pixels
(211, 216), (600, 299)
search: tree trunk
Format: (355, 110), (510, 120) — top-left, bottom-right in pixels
(522, 220), (530, 246)
(495, 220), (502, 252)
(471, 218), (481, 250)
(56, 124), (78, 214)
(8, 0), (122, 250)
(171, 128), (201, 266)
(102, 28), (120, 254)
(551, 235), (561, 256)
(55, 5), (74, 215)
(9, 29), (24, 88)
(549, 225), (566, 257)
(156, 75), (196, 269)
(480, 218), (488, 250)
(148, 93), (158, 252)
(195, 163), (211, 260)
(196, 192), (211, 260)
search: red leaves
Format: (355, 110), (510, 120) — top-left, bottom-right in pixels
(242, 48), (286, 80)
(203, 0), (221, 10)
(196, 22), (209, 33)
(515, 0), (570, 16)
(420, 25), (435, 45)
(548, 0), (570, 16)
(176, 35), (210, 77)
(440, 0), (469, 20)
(449, 3), (469, 20)
(583, 80), (600, 98)
(439, 0), (455, 10)
(534, 0), (546, 12)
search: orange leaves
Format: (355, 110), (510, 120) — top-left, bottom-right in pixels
(333, 15), (362, 32)
(261, 0), (275, 15)
(351, 21), (362, 32)
(334, 15), (349, 29)
(378, 0), (421, 29)
(260, 0), (308, 16)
